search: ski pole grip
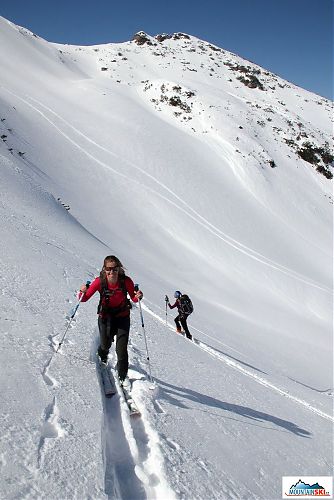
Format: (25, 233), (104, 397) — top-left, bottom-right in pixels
(134, 283), (139, 292)
(86, 280), (91, 289)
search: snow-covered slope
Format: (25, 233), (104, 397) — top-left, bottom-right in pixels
(0, 17), (332, 500)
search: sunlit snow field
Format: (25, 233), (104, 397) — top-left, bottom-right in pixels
(0, 18), (332, 500)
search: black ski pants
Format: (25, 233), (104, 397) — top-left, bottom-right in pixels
(98, 314), (130, 380)
(174, 314), (192, 339)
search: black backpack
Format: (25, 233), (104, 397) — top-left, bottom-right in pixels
(179, 294), (193, 315)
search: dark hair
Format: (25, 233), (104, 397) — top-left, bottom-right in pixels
(100, 256), (126, 291)
(101, 255), (125, 277)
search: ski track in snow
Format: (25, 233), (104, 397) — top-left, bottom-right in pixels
(128, 341), (243, 500)
(2, 86), (331, 293)
(94, 346), (176, 500)
(193, 338), (333, 422)
(143, 298), (247, 359)
(38, 293), (175, 499)
(141, 303), (334, 423)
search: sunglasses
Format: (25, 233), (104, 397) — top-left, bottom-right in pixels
(105, 266), (119, 272)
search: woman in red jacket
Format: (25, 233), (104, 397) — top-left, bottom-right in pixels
(79, 255), (143, 386)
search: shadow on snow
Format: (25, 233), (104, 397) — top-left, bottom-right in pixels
(155, 378), (312, 438)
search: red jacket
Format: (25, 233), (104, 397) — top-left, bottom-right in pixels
(168, 299), (180, 311)
(79, 275), (139, 317)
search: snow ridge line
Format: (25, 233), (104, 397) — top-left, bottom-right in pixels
(2, 86), (331, 293)
(140, 303), (333, 423)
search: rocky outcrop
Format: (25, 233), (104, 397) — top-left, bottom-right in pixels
(132, 31), (154, 46)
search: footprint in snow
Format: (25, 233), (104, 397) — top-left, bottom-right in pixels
(41, 354), (58, 388)
(37, 396), (65, 467)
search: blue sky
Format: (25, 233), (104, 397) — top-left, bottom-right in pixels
(1, 0), (332, 99)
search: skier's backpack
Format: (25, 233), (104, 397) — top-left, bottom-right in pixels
(179, 294), (193, 315)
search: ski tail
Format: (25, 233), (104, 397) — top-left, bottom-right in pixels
(99, 361), (117, 398)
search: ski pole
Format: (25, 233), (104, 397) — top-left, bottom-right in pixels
(55, 281), (91, 353)
(165, 295), (169, 326)
(135, 284), (154, 384)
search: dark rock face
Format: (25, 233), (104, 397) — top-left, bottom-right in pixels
(133, 32), (154, 46)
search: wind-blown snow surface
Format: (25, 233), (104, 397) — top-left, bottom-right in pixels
(0, 17), (333, 500)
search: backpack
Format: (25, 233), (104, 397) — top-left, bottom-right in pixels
(97, 273), (132, 316)
(179, 294), (193, 315)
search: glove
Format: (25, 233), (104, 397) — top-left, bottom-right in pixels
(165, 295), (169, 303)
(80, 280), (91, 294)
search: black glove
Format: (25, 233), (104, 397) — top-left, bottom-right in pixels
(165, 295), (169, 303)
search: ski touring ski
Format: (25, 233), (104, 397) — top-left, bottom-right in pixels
(119, 382), (141, 417)
(99, 358), (141, 415)
(99, 362), (117, 398)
